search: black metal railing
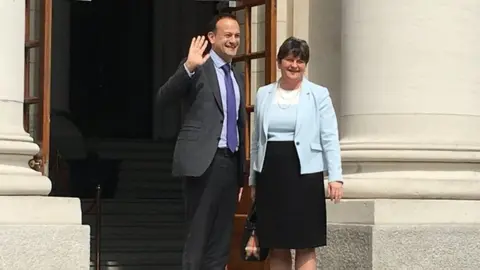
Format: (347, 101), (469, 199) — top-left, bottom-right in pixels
(47, 143), (106, 270)
(82, 184), (102, 270)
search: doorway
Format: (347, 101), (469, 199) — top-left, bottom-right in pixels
(47, 0), (218, 198)
(68, 0), (218, 140)
(69, 0), (153, 139)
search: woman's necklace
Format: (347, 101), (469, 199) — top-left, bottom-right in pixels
(276, 87), (300, 109)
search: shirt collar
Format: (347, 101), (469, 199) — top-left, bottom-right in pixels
(210, 49), (230, 69)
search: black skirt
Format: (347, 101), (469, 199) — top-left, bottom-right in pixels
(255, 141), (327, 249)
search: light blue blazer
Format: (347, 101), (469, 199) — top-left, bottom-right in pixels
(249, 79), (343, 186)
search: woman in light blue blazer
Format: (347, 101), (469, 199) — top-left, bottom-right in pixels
(250, 37), (343, 270)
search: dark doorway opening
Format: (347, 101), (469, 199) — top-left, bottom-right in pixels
(69, 0), (154, 139)
(60, 0), (217, 199)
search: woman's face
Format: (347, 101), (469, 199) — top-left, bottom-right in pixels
(278, 53), (306, 81)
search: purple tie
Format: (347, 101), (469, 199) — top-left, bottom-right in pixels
(220, 64), (237, 152)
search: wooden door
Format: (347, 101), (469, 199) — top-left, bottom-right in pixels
(225, 1), (277, 269)
(24, 0), (53, 176)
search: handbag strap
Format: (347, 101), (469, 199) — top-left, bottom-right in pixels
(246, 201), (257, 224)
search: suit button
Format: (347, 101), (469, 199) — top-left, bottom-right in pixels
(220, 120), (224, 123)
(295, 142), (300, 145)
(217, 137), (221, 141)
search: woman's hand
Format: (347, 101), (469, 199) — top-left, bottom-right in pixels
(238, 187), (243, 202)
(328, 181), (343, 203)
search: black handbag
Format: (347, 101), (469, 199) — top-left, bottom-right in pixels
(241, 202), (269, 261)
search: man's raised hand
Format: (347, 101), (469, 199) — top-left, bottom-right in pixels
(185, 36), (210, 73)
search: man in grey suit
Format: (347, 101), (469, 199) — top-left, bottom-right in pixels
(156, 14), (246, 270)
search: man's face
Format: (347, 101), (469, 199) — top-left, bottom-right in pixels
(208, 18), (240, 61)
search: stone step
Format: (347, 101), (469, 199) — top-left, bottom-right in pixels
(120, 160), (173, 171)
(91, 139), (175, 152)
(115, 177), (178, 185)
(90, 265), (181, 270)
(113, 189), (183, 199)
(81, 140), (184, 269)
(90, 239), (183, 252)
(81, 197), (183, 203)
(81, 199), (183, 215)
(87, 223), (186, 239)
(115, 180), (181, 193)
(117, 171), (174, 181)
(82, 213), (184, 225)
(87, 251), (181, 267)
(98, 151), (173, 160)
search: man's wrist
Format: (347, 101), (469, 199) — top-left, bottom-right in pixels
(184, 61), (196, 73)
(183, 63), (195, 78)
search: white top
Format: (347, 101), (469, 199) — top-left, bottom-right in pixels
(267, 85), (301, 141)
(267, 104), (298, 141)
(273, 86), (301, 105)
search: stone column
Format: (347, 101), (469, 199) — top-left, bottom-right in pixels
(317, 0), (480, 269)
(0, 1), (89, 269)
(292, 0), (342, 119)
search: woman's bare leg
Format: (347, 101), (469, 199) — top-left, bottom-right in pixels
(269, 249), (292, 270)
(294, 248), (316, 270)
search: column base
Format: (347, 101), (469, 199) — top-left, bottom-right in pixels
(0, 132), (52, 195)
(0, 174), (51, 196)
(0, 196), (90, 270)
(338, 161), (480, 199)
(318, 223), (480, 270)
(317, 200), (480, 269)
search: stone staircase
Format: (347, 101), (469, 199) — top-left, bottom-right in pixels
(81, 139), (185, 269)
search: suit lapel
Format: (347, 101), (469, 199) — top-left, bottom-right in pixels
(262, 82), (277, 139)
(295, 79), (311, 137)
(202, 59), (223, 113)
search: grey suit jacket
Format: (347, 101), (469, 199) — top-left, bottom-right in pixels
(156, 58), (247, 186)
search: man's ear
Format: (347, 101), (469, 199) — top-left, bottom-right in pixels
(207, 31), (215, 44)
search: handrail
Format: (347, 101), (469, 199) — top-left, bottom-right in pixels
(50, 148), (103, 269)
(81, 199), (97, 215)
(79, 151), (103, 270)
(95, 185), (102, 270)
(82, 185), (102, 270)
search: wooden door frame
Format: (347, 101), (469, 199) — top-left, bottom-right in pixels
(231, 0), (277, 217)
(229, 0), (277, 178)
(224, 1), (277, 269)
(24, 0), (53, 175)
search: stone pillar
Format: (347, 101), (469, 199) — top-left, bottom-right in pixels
(316, 1), (480, 269)
(292, 0), (342, 121)
(0, 1), (89, 269)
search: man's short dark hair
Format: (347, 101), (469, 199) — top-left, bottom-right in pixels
(277, 37), (310, 64)
(208, 13), (238, 33)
